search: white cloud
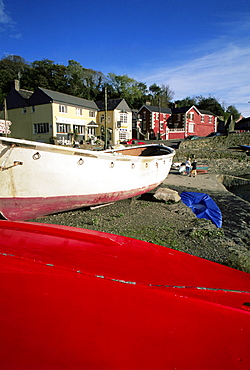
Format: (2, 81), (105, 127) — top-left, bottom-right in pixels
(10, 32), (22, 39)
(140, 44), (250, 115)
(0, 0), (12, 25)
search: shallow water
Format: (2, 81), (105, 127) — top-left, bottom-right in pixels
(229, 175), (250, 203)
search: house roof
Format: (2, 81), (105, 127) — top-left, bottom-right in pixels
(96, 98), (131, 111)
(38, 88), (98, 110)
(172, 105), (215, 116)
(18, 89), (33, 100)
(199, 109), (216, 116)
(139, 105), (172, 114)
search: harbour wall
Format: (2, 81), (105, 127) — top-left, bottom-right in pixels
(218, 174), (250, 188)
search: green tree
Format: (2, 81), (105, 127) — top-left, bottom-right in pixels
(196, 95), (224, 116)
(22, 59), (68, 93)
(174, 96), (197, 108)
(66, 60), (85, 97)
(226, 105), (240, 121)
(0, 55), (27, 100)
(148, 83), (174, 107)
(106, 73), (148, 107)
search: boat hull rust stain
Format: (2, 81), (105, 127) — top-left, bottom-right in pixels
(0, 183), (160, 221)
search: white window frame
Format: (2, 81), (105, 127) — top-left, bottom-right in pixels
(59, 105), (68, 113)
(209, 116), (213, 124)
(201, 115), (204, 122)
(120, 113), (128, 124)
(188, 122), (195, 133)
(189, 112), (194, 121)
(34, 123), (49, 134)
(73, 125), (85, 134)
(119, 129), (128, 141)
(56, 123), (70, 133)
(89, 111), (95, 117)
(76, 108), (82, 116)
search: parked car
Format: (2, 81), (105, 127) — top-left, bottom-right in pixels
(126, 139), (146, 145)
(185, 135), (200, 140)
(206, 132), (222, 138)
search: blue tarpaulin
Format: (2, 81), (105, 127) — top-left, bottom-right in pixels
(180, 192), (222, 228)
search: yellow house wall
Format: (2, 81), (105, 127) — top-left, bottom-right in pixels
(30, 104), (53, 142)
(7, 102), (98, 144)
(54, 103), (97, 143)
(7, 107), (33, 140)
(96, 110), (132, 144)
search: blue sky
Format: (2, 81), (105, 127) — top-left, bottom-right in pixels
(1, 0), (250, 116)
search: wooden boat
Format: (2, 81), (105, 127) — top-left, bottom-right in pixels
(0, 137), (175, 221)
(0, 220), (249, 369)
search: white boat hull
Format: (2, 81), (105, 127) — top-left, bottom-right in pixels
(0, 137), (175, 220)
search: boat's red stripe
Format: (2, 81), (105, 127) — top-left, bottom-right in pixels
(0, 183), (160, 221)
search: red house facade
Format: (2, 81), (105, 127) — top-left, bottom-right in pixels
(168, 106), (217, 139)
(137, 105), (172, 140)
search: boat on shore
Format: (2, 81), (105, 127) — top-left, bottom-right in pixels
(0, 137), (175, 221)
(0, 220), (249, 369)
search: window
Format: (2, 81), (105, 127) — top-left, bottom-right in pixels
(201, 115), (204, 122)
(119, 130), (128, 141)
(76, 108), (82, 116)
(100, 114), (105, 123)
(22, 107), (27, 114)
(120, 113), (128, 123)
(59, 105), (67, 113)
(189, 123), (195, 133)
(89, 111), (95, 117)
(56, 123), (70, 133)
(34, 123), (49, 134)
(189, 112), (194, 121)
(209, 116), (213, 124)
(73, 125), (85, 134)
(31, 106), (36, 113)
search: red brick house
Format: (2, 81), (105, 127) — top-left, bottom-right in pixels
(137, 105), (172, 140)
(168, 106), (217, 139)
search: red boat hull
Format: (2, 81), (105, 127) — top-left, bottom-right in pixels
(0, 183), (159, 221)
(0, 221), (249, 369)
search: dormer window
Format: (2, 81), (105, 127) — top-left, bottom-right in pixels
(59, 105), (67, 113)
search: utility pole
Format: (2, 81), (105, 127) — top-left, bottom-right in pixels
(158, 97), (161, 140)
(104, 87), (108, 149)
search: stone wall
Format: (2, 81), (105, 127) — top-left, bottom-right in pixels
(179, 132), (250, 150)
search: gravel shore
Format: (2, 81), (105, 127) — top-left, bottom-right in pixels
(30, 154), (250, 274)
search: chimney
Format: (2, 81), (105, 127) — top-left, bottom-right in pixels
(11, 80), (20, 91)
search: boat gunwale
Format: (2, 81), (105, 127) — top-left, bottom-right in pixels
(0, 137), (175, 160)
